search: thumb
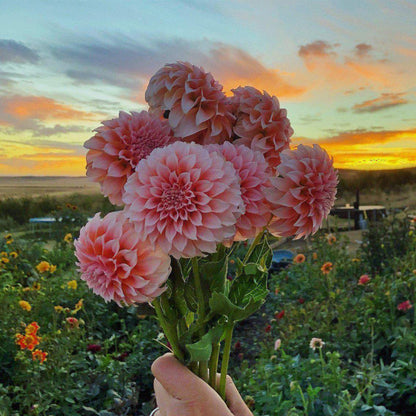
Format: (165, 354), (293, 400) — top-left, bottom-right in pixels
(225, 375), (253, 416)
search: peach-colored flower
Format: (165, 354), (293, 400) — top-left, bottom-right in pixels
(274, 339), (281, 350)
(293, 254), (306, 264)
(265, 144), (338, 239)
(66, 317), (79, 328)
(75, 211), (171, 305)
(309, 337), (325, 350)
(85, 111), (176, 205)
(123, 142), (244, 258)
(145, 62), (234, 145)
(358, 274), (371, 285)
(207, 142), (270, 241)
(321, 262), (333, 274)
(231, 86), (293, 172)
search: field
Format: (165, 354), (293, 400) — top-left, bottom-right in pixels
(1, 171), (416, 415)
(0, 177), (100, 200)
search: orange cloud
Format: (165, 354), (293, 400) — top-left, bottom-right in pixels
(353, 92), (408, 113)
(206, 45), (306, 98)
(2, 95), (96, 121)
(297, 40), (402, 90)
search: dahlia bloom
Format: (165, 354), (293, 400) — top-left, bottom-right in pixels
(123, 141), (244, 258)
(274, 339), (282, 350)
(231, 86), (294, 172)
(265, 144), (338, 239)
(145, 62), (234, 145)
(85, 111), (176, 205)
(32, 349), (48, 364)
(207, 142), (270, 241)
(74, 211), (171, 305)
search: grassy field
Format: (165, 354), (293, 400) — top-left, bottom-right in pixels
(0, 176), (100, 199)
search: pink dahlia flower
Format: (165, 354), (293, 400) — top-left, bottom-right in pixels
(207, 142), (271, 241)
(74, 211), (171, 305)
(84, 111), (175, 205)
(123, 141), (244, 258)
(265, 144), (338, 238)
(397, 300), (412, 311)
(231, 86), (294, 172)
(145, 61), (234, 145)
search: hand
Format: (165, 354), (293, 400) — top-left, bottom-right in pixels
(151, 353), (253, 416)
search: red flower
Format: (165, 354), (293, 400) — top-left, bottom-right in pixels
(298, 298), (305, 304)
(265, 324), (272, 333)
(358, 274), (371, 285)
(275, 310), (285, 320)
(87, 344), (102, 353)
(397, 300), (413, 311)
(234, 341), (242, 351)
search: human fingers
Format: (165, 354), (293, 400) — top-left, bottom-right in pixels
(224, 375), (253, 416)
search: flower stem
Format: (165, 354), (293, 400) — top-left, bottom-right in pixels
(243, 229), (265, 263)
(152, 298), (184, 362)
(209, 342), (220, 390)
(192, 257), (206, 321)
(219, 324), (234, 400)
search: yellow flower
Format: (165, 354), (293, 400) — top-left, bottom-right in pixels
(49, 265), (57, 273)
(10, 252), (18, 258)
(352, 258), (361, 263)
(6, 239), (13, 244)
(63, 233), (73, 243)
(19, 300), (31, 311)
(54, 305), (64, 312)
(22, 287), (31, 292)
(67, 280), (77, 290)
(1, 257), (9, 264)
(32, 282), (41, 290)
(0, 251), (8, 257)
(36, 261), (50, 273)
(72, 298), (83, 314)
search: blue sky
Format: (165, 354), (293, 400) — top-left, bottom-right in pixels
(0, 0), (415, 174)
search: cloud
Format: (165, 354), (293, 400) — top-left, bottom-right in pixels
(298, 40), (338, 59)
(297, 39), (397, 89)
(353, 92), (409, 113)
(354, 43), (373, 58)
(0, 95), (99, 136)
(293, 127), (416, 148)
(51, 36), (304, 99)
(1, 95), (95, 121)
(0, 39), (40, 64)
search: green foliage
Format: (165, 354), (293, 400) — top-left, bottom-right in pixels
(1, 213), (416, 415)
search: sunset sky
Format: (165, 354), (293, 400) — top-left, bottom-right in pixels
(1, 0), (415, 176)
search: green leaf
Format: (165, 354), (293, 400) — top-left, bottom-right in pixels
(185, 326), (224, 362)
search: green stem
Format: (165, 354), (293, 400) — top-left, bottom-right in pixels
(209, 343), (220, 390)
(243, 229), (265, 263)
(199, 360), (208, 381)
(152, 298), (184, 362)
(219, 324), (234, 400)
(192, 257), (205, 321)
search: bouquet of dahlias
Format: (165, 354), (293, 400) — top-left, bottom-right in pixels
(75, 61), (338, 399)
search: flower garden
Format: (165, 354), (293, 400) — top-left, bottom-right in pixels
(1, 61), (416, 416)
(1, 206), (415, 415)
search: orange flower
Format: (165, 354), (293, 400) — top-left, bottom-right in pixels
(312, 252), (318, 260)
(19, 300), (31, 311)
(1, 257), (9, 264)
(293, 254), (306, 264)
(321, 262), (333, 274)
(36, 261), (50, 273)
(32, 349), (48, 364)
(327, 234), (336, 245)
(50, 264), (57, 273)
(15, 333), (41, 351)
(25, 322), (40, 336)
